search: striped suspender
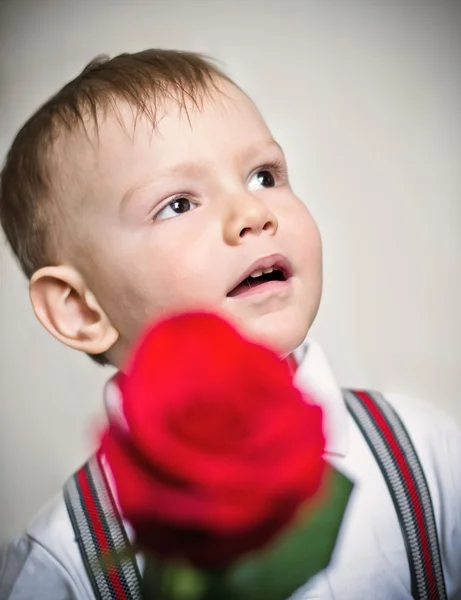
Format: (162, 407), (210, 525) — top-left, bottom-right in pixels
(64, 392), (447, 600)
(64, 453), (142, 600)
(344, 389), (447, 600)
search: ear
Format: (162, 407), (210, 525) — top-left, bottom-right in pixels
(29, 265), (119, 355)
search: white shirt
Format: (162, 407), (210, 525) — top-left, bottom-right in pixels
(1, 339), (460, 600)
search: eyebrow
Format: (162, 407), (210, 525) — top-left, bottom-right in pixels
(159, 140), (284, 177)
(238, 139), (284, 164)
(121, 139), (284, 208)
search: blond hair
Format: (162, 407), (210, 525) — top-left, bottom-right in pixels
(0, 49), (231, 365)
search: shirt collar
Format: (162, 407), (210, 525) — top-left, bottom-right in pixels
(104, 337), (349, 457)
(294, 337), (349, 457)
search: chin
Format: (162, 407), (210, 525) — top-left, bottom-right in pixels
(244, 310), (311, 357)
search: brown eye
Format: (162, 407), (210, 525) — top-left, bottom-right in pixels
(257, 170), (275, 187)
(248, 169), (276, 191)
(171, 198), (191, 213)
(155, 197), (198, 221)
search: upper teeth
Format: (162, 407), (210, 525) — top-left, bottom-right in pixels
(250, 267), (274, 278)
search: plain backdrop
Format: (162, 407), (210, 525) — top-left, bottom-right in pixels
(0, 0), (460, 545)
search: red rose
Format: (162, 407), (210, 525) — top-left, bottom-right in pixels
(101, 312), (326, 568)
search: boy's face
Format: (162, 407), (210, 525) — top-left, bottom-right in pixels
(67, 81), (322, 365)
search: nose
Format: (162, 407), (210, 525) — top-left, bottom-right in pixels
(222, 193), (278, 245)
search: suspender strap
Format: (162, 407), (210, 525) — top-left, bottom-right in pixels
(64, 453), (142, 600)
(344, 389), (447, 600)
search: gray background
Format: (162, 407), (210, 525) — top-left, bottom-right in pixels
(1, 0), (460, 544)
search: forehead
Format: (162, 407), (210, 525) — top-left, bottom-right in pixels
(57, 82), (274, 218)
(79, 83), (267, 164)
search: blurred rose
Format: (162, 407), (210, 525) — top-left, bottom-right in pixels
(101, 312), (326, 567)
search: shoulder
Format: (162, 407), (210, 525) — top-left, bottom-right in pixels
(0, 491), (93, 600)
(383, 392), (461, 460)
(26, 490), (81, 565)
(383, 392), (461, 592)
(0, 531), (79, 600)
(382, 391), (460, 485)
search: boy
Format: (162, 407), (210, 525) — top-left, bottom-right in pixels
(0, 49), (460, 599)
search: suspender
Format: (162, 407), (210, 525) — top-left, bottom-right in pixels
(65, 390), (447, 600)
(64, 453), (142, 600)
(344, 390), (447, 600)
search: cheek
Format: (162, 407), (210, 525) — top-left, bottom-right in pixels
(92, 241), (224, 337)
(92, 266), (154, 341)
(283, 201), (323, 272)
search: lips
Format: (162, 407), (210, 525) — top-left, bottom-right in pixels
(227, 254), (293, 298)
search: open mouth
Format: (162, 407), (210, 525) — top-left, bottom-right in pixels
(227, 255), (292, 298)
